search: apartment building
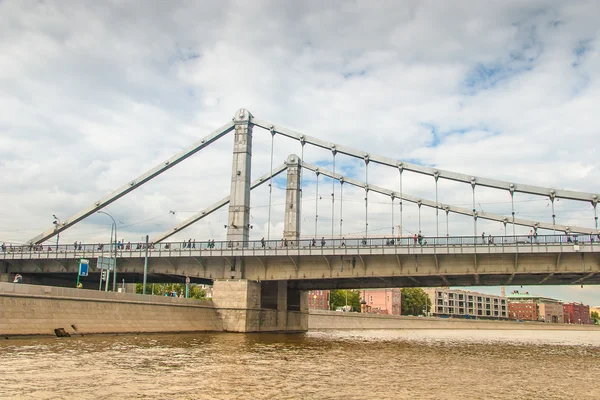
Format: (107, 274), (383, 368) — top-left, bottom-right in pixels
(423, 288), (508, 319)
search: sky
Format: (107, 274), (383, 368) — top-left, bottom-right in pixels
(1, 0), (599, 305)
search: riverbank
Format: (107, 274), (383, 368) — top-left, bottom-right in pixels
(308, 309), (600, 330)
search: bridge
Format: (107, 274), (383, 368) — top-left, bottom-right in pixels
(2, 108), (600, 291)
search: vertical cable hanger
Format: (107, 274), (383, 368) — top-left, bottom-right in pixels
(299, 136), (306, 238)
(398, 163), (403, 239)
(417, 200), (422, 233)
(331, 145), (336, 241)
(434, 171), (439, 238)
(509, 184), (516, 236)
(339, 178), (344, 238)
(471, 177), (477, 238)
(267, 126), (276, 240)
(550, 190), (556, 236)
(391, 193), (395, 237)
(592, 195), (598, 235)
(315, 168), (320, 238)
(364, 154), (370, 238)
(445, 206), (450, 237)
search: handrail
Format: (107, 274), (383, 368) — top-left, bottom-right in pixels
(2, 233), (597, 259)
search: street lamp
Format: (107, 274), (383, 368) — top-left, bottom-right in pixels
(52, 214), (61, 251)
(97, 211), (117, 291)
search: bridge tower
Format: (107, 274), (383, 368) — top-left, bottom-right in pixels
(283, 154), (302, 241)
(227, 108), (253, 246)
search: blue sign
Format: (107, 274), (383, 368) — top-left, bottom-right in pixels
(79, 259), (89, 277)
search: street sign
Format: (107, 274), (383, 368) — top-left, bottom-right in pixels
(97, 256), (116, 271)
(79, 259), (89, 277)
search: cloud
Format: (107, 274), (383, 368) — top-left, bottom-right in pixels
(1, 0), (599, 303)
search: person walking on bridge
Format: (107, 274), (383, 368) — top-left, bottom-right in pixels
(321, 237), (326, 247)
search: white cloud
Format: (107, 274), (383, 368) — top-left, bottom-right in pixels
(1, 0), (599, 303)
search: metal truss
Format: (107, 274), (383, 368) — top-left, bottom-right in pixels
(28, 120), (236, 244)
(252, 118), (599, 204)
(151, 163), (288, 243)
(302, 161), (597, 234)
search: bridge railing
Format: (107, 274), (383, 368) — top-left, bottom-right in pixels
(1, 233), (598, 259)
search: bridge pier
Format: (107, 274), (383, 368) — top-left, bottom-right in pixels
(212, 279), (308, 332)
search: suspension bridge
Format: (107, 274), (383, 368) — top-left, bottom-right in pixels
(2, 108), (600, 289)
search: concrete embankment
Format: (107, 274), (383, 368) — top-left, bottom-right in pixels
(0, 282), (222, 336)
(308, 310), (600, 331)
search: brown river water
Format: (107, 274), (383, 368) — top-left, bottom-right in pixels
(1, 330), (599, 400)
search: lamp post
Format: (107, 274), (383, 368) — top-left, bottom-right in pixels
(97, 211), (117, 291)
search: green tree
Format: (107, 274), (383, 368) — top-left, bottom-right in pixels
(591, 311), (599, 324)
(330, 289), (361, 311)
(401, 288), (431, 316)
(136, 283), (206, 299)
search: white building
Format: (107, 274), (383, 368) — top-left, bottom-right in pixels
(423, 288), (508, 319)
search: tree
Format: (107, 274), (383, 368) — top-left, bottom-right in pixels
(401, 288), (431, 316)
(330, 289), (361, 311)
(591, 311), (599, 324)
(136, 283), (206, 299)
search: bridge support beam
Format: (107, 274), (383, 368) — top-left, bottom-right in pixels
(226, 109), (253, 246)
(212, 279), (308, 333)
(283, 154), (302, 242)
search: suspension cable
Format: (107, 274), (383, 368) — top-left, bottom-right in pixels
(267, 128), (275, 240)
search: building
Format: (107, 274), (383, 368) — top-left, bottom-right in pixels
(359, 288), (401, 315)
(308, 290), (330, 310)
(506, 291), (564, 323)
(563, 303), (591, 324)
(508, 301), (538, 321)
(423, 288), (508, 319)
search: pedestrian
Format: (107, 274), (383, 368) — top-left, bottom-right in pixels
(188, 239), (192, 249)
(73, 241), (78, 250)
(481, 232), (485, 244)
(418, 232), (423, 245)
(284, 239), (288, 247)
(312, 238), (316, 247)
(321, 237), (326, 247)
(13, 274), (22, 284)
(192, 239), (196, 249)
(341, 237), (346, 247)
(1, 243), (5, 252)
(413, 234), (417, 246)
(261, 237), (266, 248)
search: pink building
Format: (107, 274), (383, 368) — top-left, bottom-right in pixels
(360, 288), (401, 315)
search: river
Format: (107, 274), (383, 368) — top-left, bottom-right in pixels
(1, 330), (599, 399)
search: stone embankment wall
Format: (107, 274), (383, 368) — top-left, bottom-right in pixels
(0, 282), (222, 336)
(308, 310), (600, 331)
